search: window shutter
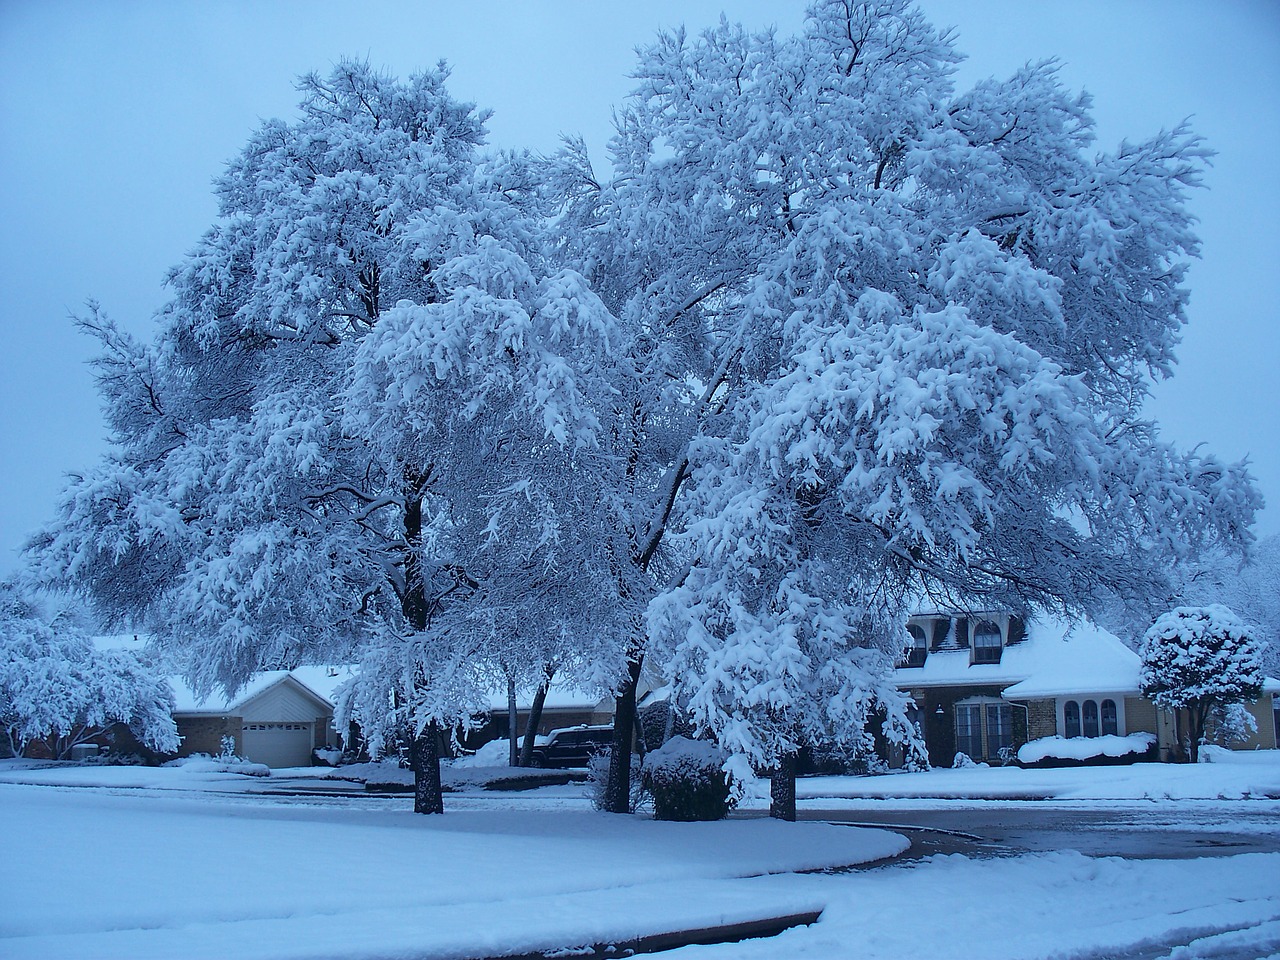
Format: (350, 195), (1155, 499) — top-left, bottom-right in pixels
(1007, 615), (1025, 644)
(930, 618), (950, 651)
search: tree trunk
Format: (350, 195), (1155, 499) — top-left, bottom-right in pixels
(518, 666), (554, 767)
(507, 676), (519, 767)
(770, 752), (797, 821)
(603, 656), (643, 813)
(402, 479), (445, 815)
(410, 722), (444, 815)
(1187, 702), (1212, 764)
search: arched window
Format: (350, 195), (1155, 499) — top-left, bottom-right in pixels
(1064, 700), (1081, 738)
(1101, 699), (1118, 736)
(902, 624), (928, 668)
(1082, 699), (1100, 738)
(972, 620), (1002, 664)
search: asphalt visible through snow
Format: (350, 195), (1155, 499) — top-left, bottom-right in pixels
(797, 804), (1280, 861)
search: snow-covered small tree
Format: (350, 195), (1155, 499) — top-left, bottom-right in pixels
(0, 583), (176, 759)
(1140, 605), (1265, 762)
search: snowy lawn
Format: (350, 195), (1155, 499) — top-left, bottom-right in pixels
(788, 748), (1280, 803)
(663, 851), (1280, 960)
(0, 782), (904, 960)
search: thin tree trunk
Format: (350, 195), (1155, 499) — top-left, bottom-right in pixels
(507, 676), (519, 767)
(519, 666), (554, 767)
(410, 722), (444, 815)
(604, 656), (643, 813)
(402, 479), (446, 814)
(1188, 702), (1211, 764)
(770, 752), (798, 821)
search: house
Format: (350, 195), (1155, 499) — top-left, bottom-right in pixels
(894, 612), (1279, 766)
(168, 666), (353, 768)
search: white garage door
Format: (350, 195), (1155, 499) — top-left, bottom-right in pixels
(242, 723), (313, 768)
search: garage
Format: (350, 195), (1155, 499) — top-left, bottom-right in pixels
(242, 722), (314, 768)
(170, 670), (337, 768)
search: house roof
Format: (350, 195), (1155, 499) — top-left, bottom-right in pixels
(895, 615), (1142, 698)
(169, 670), (335, 715)
(482, 684), (608, 712)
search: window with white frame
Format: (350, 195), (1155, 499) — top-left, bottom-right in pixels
(954, 697), (1013, 762)
(1101, 699), (1118, 736)
(955, 703), (984, 759)
(1082, 699), (1100, 738)
(1064, 700), (1081, 738)
(972, 620), (1002, 664)
(1062, 698), (1123, 738)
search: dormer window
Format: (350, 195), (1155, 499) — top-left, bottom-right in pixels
(972, 620), (1003, 664)
(901, 624), (928, 668)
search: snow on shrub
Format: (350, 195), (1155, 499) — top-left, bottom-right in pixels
(1017, 733), (1156, 765)
(163, 754), (270, 777)
(642, 736), (735, 821)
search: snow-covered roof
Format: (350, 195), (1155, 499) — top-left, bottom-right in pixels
(169, 670), (336, 715)
(895, 615), (1142, 698)
(91, 634), (151, 652)
(482, 684), (607, 712)
(289, 665), (359, 704)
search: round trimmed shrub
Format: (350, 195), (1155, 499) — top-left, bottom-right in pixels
(643, 736), (734, 821)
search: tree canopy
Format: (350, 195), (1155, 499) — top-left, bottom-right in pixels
(1140, 604), (1266, 761)
(0, 583), (176, 759)
(30, 2), (1260, 814)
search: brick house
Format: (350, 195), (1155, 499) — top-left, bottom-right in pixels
(895, 612), (1279, 766)
(169, 667), (352, 768)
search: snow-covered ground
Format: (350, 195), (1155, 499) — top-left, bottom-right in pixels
(785, 747), (1280, 804)
(0, 780), (901, 960)
(2, 752), (1278, 959)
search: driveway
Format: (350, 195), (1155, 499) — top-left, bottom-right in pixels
(798, 803), (1280, 860)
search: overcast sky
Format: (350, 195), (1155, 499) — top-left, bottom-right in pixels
(1, 1), (1277, 579)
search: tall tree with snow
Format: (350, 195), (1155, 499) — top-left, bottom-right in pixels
(548, 0), (1260, 812)
(1140, 605), (1265, 762)
(30, 62), (630, 813)
(0, 582), (177, 759)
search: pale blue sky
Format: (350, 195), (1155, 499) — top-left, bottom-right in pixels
(2, 1), (1277, 576)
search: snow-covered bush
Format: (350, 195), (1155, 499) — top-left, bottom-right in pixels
(637, 700), (694, 751)
(312, 747), (342, 767)
(1017, 733), (1156, 766)
(163, 754), (270, 777)
(1140, 605), (1265, 762)
(642, 737), (735, 822)
(951, 752), (982, 769)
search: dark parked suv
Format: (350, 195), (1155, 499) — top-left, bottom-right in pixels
(527, 725), (614, 768)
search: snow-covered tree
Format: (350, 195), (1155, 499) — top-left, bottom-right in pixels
(572, 1), (1260, 812)
(30, 61), (630, 813)
(0, 583), (176, 759)
(30, 4), (1262, 821)
(1140, 605), (1266, 762)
